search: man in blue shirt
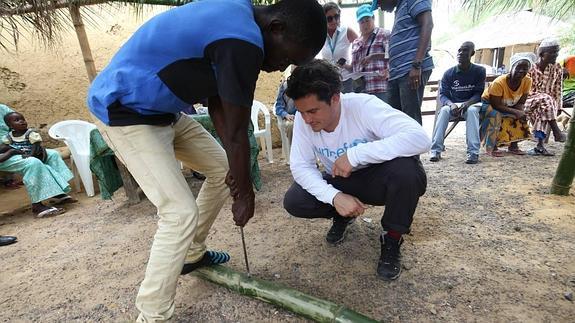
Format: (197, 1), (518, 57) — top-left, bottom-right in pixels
(371, 0), (434, 125)
(430, 41), (486, 164)
(87, 0), (326, 321)
(274, 75), (297, 162)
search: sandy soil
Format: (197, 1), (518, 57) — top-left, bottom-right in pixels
(1, 136), (574, 322)
(1, 5), (574, 323)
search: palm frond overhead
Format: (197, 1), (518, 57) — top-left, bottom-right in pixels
(462, 0), (575, 21)
(0, 0), (278, 50)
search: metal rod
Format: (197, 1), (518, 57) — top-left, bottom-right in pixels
(240, 227), (251, 276)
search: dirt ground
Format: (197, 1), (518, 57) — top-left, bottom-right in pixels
(1, 5), (574, 323)
(1, 129), (574, 322)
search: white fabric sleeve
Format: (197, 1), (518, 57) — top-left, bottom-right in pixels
(346, 99), (431, 167)
(289, 114), (341, 205)
(2, 135), (10, 144)
(28, 131), (42, 144)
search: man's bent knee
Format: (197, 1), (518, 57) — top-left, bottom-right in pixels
(283, 183), (302, 217)
(385, 158), (427, 196)
(439, 105), (451, 115)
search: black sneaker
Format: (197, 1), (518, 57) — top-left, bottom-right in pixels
(377, 234), (403, 281)
(429, 151), (441, 162)
(180, 250), (230, 275)
(326, 216), (355, 245)
(465, 153), (479, 164)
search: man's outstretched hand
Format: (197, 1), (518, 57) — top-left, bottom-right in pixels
(225, 171), (255, 227)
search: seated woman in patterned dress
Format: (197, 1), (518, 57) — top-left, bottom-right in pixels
(523, 38), (566, 155)
(480, 53), (534, 157)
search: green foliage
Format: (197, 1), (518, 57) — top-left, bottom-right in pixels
(462, 0), (575, 20)
(558, 19), (575, 54)
(0, 0), (281, 49)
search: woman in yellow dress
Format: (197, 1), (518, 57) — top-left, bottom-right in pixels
(480, 53), (534, 157)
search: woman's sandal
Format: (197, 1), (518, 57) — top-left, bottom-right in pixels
(3, 180), (23, 190)
(527, 147), (555, 156)
(486, 150), (505, 157)
(50, 195), (78, 205)
(507, 148), (527, 155)
(35, 206), (65, 218)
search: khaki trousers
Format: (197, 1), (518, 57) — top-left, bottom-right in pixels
(95, 114), (229, 322)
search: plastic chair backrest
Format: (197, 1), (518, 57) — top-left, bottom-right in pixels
(48, 120), (97, 155)
(251, 100), (270, 135)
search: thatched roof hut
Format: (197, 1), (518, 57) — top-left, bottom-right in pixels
(436, 10), (569, 69)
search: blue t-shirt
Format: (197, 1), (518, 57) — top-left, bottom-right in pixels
(87, 0), (264, 126)
(388, 0), (434, 81)
(439, 64), (486, 106)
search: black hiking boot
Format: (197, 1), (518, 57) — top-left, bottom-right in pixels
(326, 216), (355, 245)
(377, 234), (403, 281)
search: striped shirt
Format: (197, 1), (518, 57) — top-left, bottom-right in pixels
(388, 0), (434, 81)
(351, 27), (390, 94)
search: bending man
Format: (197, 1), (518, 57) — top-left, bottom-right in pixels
(87, 0), (326, 321)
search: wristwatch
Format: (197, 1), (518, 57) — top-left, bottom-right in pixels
(412, 60), (422, 69)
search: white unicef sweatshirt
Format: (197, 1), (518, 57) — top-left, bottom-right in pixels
(289, 93), (431, 205)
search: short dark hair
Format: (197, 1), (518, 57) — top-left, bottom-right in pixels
(323, 2), (340, 13)
(3, 112), (20, 126)
(286, 59), (342, 104)
(267, 0), (327, 55)
(461, 41), (475, 52)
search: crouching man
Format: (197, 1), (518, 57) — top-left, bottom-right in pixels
(283, 60), (430, 280)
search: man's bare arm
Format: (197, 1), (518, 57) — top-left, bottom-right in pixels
(209, 96), (255, 227)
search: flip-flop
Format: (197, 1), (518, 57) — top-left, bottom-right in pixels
(35, 206), (65, 218)
(486, 150), (505, 157)
(50, 195), (78, 205)
(538, 147), (555, 156)
(527, 147), (555, 157)
(3, 180), (22, 190)
(507, 148), (526, 155)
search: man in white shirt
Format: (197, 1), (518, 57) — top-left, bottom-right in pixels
(283, 60), (430, 280)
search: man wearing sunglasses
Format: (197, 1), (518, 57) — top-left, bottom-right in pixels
(371, 0), (434, 125)
(87, 0), (326, 321)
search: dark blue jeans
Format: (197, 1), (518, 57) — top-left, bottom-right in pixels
(384, 70), (432, 125)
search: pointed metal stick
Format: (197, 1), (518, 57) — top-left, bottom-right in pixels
(240, 227), (251, 277)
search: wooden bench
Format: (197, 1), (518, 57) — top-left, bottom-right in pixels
(421, 75), (498, 117)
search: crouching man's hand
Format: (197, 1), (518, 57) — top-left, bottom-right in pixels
(333, 192), (368, 218)
(332, 154), (353, 178)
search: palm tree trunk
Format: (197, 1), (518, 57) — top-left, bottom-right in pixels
(551, 117), (575, 195)
(69, 4), (96, 81)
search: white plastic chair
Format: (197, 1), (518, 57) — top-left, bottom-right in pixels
(49, 120), (97, 197)
(272, 109), (291, 164)
(251, 100), (273, 163)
